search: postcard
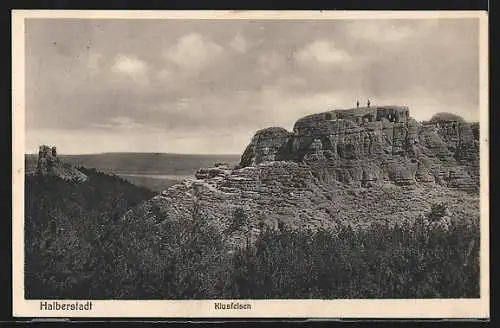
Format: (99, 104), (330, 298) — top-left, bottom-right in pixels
(12, 10), (489, 319)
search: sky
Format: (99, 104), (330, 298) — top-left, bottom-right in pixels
(25, 17), (480, 154)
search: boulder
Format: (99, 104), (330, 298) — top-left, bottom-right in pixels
(239, 127), (293, 167)
(428, 112), (466, 124)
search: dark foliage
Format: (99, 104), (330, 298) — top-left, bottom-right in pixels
(227, 220), (479, 299)
(225, 207), (248, 234)
(25, 168), (155, 299)
(428, 202), (448, 222)
(26, 170), (479, 299)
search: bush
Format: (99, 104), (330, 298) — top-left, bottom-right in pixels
(428, 202), (448, 222)
(226, 207), (248, 233)
(225, 218), (479, 299)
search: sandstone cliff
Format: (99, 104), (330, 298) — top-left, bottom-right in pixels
(123, 106), (480, 249)
(35, 145), (88, 182)
(240, 106), (479, 191)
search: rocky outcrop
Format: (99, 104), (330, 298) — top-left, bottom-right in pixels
(194, 164), (232, 180)
(125, 160), (333, 249)
(239, 106), (479, 192)
(240, 127), (294, 167)
(123, 105), (480, 250)
(36, 145), (88, 182)
(429, 112), (466, 124)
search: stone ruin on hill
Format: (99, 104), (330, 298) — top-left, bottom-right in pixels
(35, 145), (88, 182)
(36, 145), (59, 175)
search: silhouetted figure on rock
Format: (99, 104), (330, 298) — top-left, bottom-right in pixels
(367, 99), (371, 108)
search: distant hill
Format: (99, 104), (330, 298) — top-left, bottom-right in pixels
(25, 153), (241, 176)
(25, 153), (242, 192)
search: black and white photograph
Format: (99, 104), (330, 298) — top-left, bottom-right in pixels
(12, 10), (489, 318)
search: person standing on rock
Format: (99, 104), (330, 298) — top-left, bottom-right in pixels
(356, 100), (360, 108)
(367, 99), (371, 108)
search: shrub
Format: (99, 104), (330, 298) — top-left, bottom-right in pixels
(226, 207), (248, 234)
(24, 170), (155, 299)
(225, 217), (479, 299)
(428, 202), (448, 222)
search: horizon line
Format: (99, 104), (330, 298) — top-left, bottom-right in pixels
(24, 151), (243, 156)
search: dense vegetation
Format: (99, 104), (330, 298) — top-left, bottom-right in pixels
(228, 220), (479, 298)
(112, 207), (479, 299)
(25, 167), (155, 299)
(25, 170), (480, 299)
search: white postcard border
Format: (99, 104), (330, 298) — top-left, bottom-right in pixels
(12, 10), (490, 319)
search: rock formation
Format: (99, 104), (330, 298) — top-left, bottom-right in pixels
(239, 106), (479, 191)
(123, 105), (480, 250)
(35, 145), (88, 182)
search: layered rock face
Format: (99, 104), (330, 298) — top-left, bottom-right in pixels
(124, 160), (337, 248)
(36, 145), (88, 182)
(239, 127), (294, 167)
(124, 106), (480, 249)
(240, 106), (479, 191)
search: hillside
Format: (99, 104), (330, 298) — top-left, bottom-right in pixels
(114, 106), (480, 299)
(25, 167), (479, 299)
(25, 167), (155, 299)
(126, 106), (480, 243)
(25, 106), (481, 299)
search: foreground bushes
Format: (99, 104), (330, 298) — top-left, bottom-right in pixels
(97, 216), (482, 299)
(26, 173), (479, 299)
(24, 169), (155, 299)
(227, 219), (479, 299)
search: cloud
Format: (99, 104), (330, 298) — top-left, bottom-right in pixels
(108, 116), (143, 129)
(26, 127), (251, 155)
(295, 40), (351, 65)
(110, 54), (150, 86)
(111, 54), (148, 75)
(24, 19), (480, 154)
(164, 32), (223, 71)
(90, 116), (167, 133)
(230, 34), (249, 53)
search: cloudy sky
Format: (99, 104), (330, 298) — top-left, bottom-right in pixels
(25, 18), (480, 154)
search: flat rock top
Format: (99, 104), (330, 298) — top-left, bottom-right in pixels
(254, 126), (291, 136)
(293, 105), (410, 126)
(429, 112), (466, 123)
(333, 105), (409, 116)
